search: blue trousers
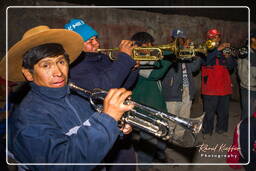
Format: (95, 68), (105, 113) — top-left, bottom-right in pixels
(202, 95), (230, 134)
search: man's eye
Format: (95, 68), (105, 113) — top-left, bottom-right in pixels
(59, 60), (66, 64)
(42, 64), (49, 68)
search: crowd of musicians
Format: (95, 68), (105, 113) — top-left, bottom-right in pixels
(0, 18), (255, 171)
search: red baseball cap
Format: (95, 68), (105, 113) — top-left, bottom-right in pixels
(207, 29), (220, 39)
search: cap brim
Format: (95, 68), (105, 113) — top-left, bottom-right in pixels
(0, 29), (84, 82)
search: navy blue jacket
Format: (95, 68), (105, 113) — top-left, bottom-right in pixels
(201, 49), (236, 69)
(8, 83), (120, 171)
(70, 52), (138, 91)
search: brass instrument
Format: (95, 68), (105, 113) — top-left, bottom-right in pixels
(221, 46), (249, 58)
(69, 82), (204, 147)
(97, 40), (178, 61)
(237, 46), (248, 58)
(178, 45), (208, 60)
(222, 47), (237, 56)
(176, 39), (218, 59)
(97, 47), (164, 61)
(205, 39), (219, 50)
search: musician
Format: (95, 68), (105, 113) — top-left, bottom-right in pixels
(162, 29), (202, 143)
(1, 25), (134, 171)
(64, 18), (138, 91)
(64, 19), (138, 171)
(237, 29), (256, 119)
(130, 32), (172, 170)
(201, 29), (236, 138)
(226, 113), (256, 171)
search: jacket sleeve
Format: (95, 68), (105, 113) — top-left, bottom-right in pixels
(70, 53), (136, 90)
(122, 69), (139, 90)
(226, 56), (237, 70)
(146, 60), (172, 80)
(189, 57), (202, 73)
(251, 65), (256, 80)
(11, 110), (120, 171)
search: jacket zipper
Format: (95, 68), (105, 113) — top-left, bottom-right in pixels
(65, 96), (83, 125)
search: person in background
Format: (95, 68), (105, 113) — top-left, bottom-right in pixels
(237, 29), (256, 120)
(0, 77), (17, 171)
(64, 18), (138, 91)
(201, 28), (236, 138)
(1, 25), (134, 171)
(64, 18), (138, 171)
(162, 29), (202, 143)
(226, 112), (256, 171)
(131, 32), (173, 171)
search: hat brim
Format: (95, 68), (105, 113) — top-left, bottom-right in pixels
(0, 29), (84, 82)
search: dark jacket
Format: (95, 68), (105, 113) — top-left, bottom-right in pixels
(70, 52), (138, 91)
(162, 57), (202, 101)
(9, 83), (120, 171)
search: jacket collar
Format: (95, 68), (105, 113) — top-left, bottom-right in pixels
(30, 82), (70, 99)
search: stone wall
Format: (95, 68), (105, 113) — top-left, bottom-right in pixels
(6, 7), (251, 48)
(3, 2), (255, 101)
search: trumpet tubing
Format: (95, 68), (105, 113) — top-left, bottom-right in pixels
(97, 47), (164, 61)
(97, 40), (179, 61)
(69, 82), (204, 143)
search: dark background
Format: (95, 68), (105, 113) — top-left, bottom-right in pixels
(49, 0), (254, 22)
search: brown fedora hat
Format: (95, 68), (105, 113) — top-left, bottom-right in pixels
(0, 25), (84, 82)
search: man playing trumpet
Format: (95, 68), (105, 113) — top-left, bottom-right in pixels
(64, 18), (138, 171)
(0, 25), (134, 171)
(201, 29), (236, 138)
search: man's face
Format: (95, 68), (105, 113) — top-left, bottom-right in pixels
(22, 55), (69, 88)
(176, 37), (185, 48)
(83, 36), (100, 52)
(211, 35), (221, 43)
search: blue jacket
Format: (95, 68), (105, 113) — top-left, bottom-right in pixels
(201, 49), (236, 69)
(8, 83), (120, 171)
(70, 52), (138, 91)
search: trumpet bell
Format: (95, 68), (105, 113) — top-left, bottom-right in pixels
(205, 39), (218, 50)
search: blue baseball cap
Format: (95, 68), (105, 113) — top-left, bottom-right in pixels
(171, 29), (186, 38)
(64, 18), (99, 42)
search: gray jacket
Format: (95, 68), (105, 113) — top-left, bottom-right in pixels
(162, 57), (202, 101)
(237, 48), (256, 91)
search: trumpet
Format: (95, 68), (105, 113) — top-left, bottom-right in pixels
(69, 82), (204, 146)
(160, 40), (208, 60)
(178, 45), (208, 60)
(97, 47), (164, 61)
(97, 39), (179, 61)
(205, 39), (219, 50)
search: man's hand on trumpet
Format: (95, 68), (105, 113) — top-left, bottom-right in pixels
(119, 40), (135, 56)
(103, 88), (134, 121)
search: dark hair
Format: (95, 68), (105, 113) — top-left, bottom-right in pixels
(131, 32), (154, 46)
(22, 43), (69, 70)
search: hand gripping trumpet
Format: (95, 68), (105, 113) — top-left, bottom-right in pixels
(69, 83), (204, 146)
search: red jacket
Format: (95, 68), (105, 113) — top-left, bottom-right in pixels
(201, 50), (234, 96)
